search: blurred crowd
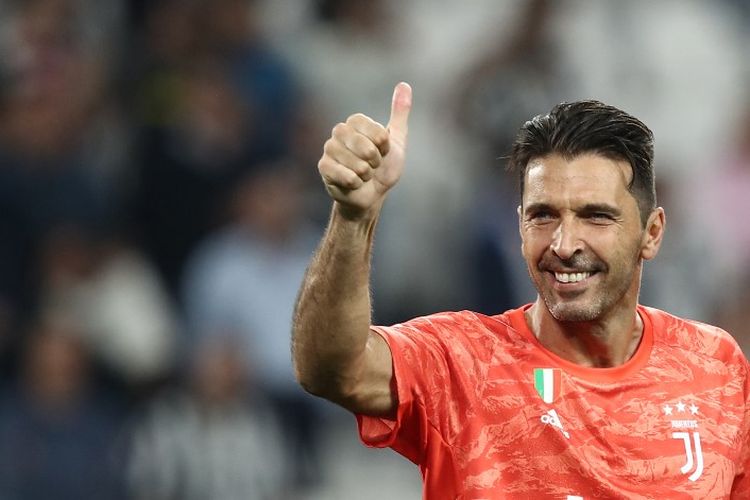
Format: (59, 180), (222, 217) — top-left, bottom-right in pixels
(0, 0), (749, 498)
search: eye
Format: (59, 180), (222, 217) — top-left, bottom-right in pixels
(527, 211), (556, 222)
(588, 212), (615, 224)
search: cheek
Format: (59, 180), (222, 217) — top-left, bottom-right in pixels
(520, 233), (546, 263)
(585, 225), (624, 247)
(599, 232), (641, 266)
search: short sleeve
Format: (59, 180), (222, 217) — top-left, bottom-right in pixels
(355, 313), (475, 465)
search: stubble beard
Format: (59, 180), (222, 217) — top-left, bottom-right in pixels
(529, 252), (641, 324)
(544, 292), (610, 322)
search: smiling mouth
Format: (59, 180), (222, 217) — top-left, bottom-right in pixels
(553, 271), (597, 284)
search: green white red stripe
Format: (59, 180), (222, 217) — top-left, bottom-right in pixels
(534, 368), (561, 404)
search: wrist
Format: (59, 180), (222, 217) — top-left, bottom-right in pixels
(333, 200), (383, 225)
(329, 203), (382, 245)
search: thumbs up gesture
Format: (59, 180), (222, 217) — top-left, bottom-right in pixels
(318, 82), (412, 220)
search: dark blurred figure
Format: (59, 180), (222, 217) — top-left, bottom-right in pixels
(183, 159), (324, 493)
(287, 0), (403, 130)
(719, 0), (750, 33)
(33, 225), (178, 394)
(128, 335), (286, 500)
(128, 0), (299, 297)
(452, 0), (570, 313)
(454, 0), (567, 159)
(0, 0), (129, 357)
(0, 308), (126, 500)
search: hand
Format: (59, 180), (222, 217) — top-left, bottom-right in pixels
(318, 82), (412, 220)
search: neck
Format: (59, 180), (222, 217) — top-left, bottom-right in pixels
(525, 299), (644, 368)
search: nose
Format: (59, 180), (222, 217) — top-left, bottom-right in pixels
(550, 218), (584, 260)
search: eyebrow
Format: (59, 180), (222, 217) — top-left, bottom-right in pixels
(523, 202), (622, 217)
(576, 203), (622, 218)
(523, 203), (554, 216)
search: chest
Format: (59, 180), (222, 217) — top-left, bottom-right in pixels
(442, 367), (744, 498)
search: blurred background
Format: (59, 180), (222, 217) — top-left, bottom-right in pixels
(0, 0), (748, 498)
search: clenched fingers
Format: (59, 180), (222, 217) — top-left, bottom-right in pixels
(323, 140), (375, 182)
(331, 126), (382, 170)
(345, 113), (390, 157)
(318, 155), (364, 192)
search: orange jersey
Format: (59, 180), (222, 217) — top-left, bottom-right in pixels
(357, 305), (750, 499)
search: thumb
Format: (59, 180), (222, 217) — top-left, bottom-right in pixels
(387, 82), (412, 145)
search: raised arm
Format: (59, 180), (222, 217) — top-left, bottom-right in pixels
(292, 83), (412, 417)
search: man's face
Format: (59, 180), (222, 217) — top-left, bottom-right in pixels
(519, 153), (656, 322)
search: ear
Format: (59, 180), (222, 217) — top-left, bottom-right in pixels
(640, 207), (665, 260)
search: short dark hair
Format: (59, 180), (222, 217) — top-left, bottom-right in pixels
(508, 100), (656, 226)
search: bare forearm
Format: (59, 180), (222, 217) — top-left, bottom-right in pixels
(292, 205), (378, 399)
(293, 83), (411, 413)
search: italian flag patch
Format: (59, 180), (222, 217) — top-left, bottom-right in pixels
(534, 368), (561, 404)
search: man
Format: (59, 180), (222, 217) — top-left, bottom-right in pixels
(292, 83), (750, 498)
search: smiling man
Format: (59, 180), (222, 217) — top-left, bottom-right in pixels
(292, 84), (750, 498)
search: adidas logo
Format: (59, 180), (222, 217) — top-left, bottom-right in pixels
(541, 409), (570, 439)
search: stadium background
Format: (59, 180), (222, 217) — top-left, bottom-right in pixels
(0, 0), (749, 498)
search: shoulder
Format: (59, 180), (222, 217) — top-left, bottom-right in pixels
(373, 308), (527, 360)
(382, 309), (518, 337)
(643, 305), (748, 368)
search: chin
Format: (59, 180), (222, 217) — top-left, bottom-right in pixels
(546, 300), (603, 323)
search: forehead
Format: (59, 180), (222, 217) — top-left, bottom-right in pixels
(523, 153), (634, 207)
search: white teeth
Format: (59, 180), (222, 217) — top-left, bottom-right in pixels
(555, 272), (591, 283)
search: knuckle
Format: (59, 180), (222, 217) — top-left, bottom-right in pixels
(374, 134), (390, 156)
(357, 165), (373, 180)
(344, 170), (363, 189)
(323, 139), (337, 155)
(374, 128), (389, 146)
(346, 113), (367, 125)
(358, 140), (379, 161)
(331, 122), (347, 137)
(317, 157), (332, 175)
(366, 146), (381, 163)
(351, 160), (371, 177)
